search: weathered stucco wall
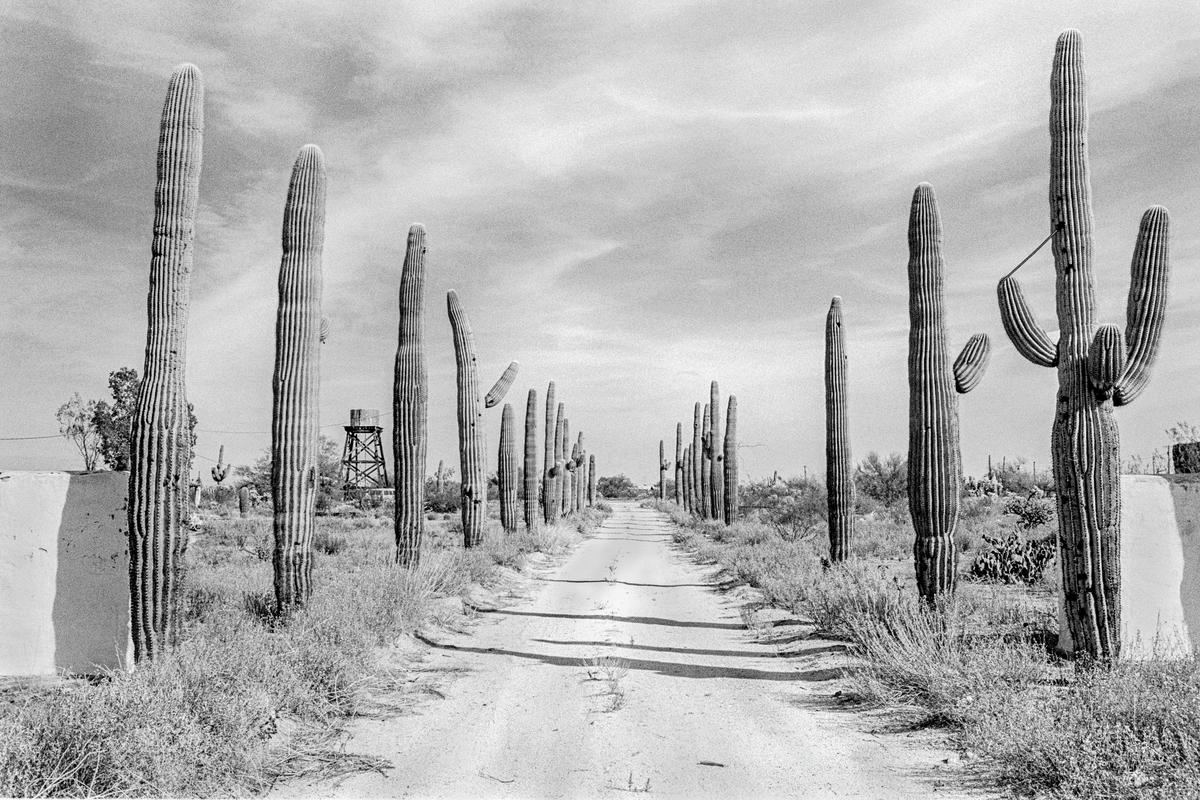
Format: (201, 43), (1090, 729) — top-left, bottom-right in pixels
(0, 471), (131, 675)
(1058, 474), (1200, 659)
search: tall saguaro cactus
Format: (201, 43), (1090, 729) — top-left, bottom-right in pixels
(587, 454), (597, 504)
(272, 144), (326, 612)
(825, 296), (854, 561)
(575, 432), (585, 514)
(691, 403), (702, 516)
(907, 183), (990, 603)
(658, 440), (668, 501)
(542, 382), (557, 524)
(551, 402), (565, 522)
(523, 389), (539, 531)
(701, 403), (712, 519)
(394, 224), (428, 566)
(996, 30), (1170, 661)
(561, 416), (572, 516)
(724, 396), (738, 524)
(674, 423), (684, 505)
(498, 403), (518, 533)
(127, 64), (203, 661)
(447, 290), (486, 547)
(682, 446), (692, 511)
(709, 382), (724, 519)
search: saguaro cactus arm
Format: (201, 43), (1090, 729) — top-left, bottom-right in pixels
(1113, 207), (1170, 407)
(997, 276), (1059, 368)
(1088, 324), (1126, 397)
(952, 333), (991, 394)
(485, 361), (521, 409)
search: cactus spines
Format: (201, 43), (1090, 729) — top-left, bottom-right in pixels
(825, 297), (853, 561)
(691, 402), (702, 516)
(271, 144), (326, 612)
(995, 31), (1171, 661)
(127, 63), (204, 661)
(485, 361), (521, 409)
(951, 333), (991, 394)
(542, 382), (557, 524)
(907, 182), (987, 604)
(588, 454), (597, 505)
(700, 403), (712, 519)
(498, 403), (519, 533)
(523, 389), (539, 531)
(210, 444), (230, 483)
(394, 224), (428, 566)
(447, 290), (486, 547)
(674, 423), (684, 505)
(658, 440), (668, 501)
(238, 485), (251, 518)
(723, 396), (738, 525)
(709, 382), (724, 519)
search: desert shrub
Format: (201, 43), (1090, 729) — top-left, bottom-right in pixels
(1004, 494), (1055, 530)
(854, 451), (906, 508)
(969, 533), (1057, 585)
(312, 528), (348, 556)
(596, 474), (639, 499)
(741, 477), (826, 540)
(424, 478), (461, 513)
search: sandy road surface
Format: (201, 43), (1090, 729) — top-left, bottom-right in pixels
(281, 503), (983, 799)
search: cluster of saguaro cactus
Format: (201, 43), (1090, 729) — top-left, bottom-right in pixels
(447, 290), (486, 547)
(668, 384), (738, 524)
(996, 30), (1170, 661)
(907, 183), (990, 604)
(825, 297), (853, 562)
(127, 63), (204, 662)
(271, 144), (327, 613)
(394, 224), (427, 566)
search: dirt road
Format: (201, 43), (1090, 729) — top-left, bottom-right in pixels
(283, 503), (980, 799)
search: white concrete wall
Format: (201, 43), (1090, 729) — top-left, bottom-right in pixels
(0, 471), (132, 675)
(1058, 475), (1200, 659)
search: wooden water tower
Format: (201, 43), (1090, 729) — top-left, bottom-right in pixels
(340, 408), (389, 489)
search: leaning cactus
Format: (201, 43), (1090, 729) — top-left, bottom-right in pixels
(447, 290), (486, 547)
(394, 224), (428, 567)
(724, 396), (738, 524)
(523, 389), (539, 531)
(907, 183), (990, 603)
(485, 361), (520, 408)
(498, 403), (519, 533)
(709, 382), (724, 520)
(825, 297), (854, 561)
(658, 440), (668, 501)
(674, 423), (684, 505)
(127, 64), (203, 661)
(996, 30), (1170, 661)
(691, 403), (702, 516)
(272, 144), (326, 612)
(542, 382), (557, 524)
(211, 444), (230, 484)
(238, 485), (250, 518)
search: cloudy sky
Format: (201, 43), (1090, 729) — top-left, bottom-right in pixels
(2, 1), (1198, 484)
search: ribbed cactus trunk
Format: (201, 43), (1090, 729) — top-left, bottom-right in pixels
(691, 403), (702, 516)
(393, 224), (427, 566)
(588, 454), (596, 504)
(238, 485), (250, 518)
(682, 446), (692, 511)
(561, 416), (572, 517)
(825, 296), (854, 561)
(485, 361), (520, 408)
(658, 440), (667, 501)
(542, 382), (557, 524)
(523, 389), (539, 530)
(447, 290), (485, 547)
(907, 183), (989, 603)
(709, 382), (724, 519)
(674, 423), (684, 505)
(700, 403), (712, 519)
(271, 144), (326, 613)
(723, 396), (738, 525)
(498, 403), (518, 533)
(127, 64), (203, 662)
(551, 402), (565, 522)
(996, 31), (1170, 661)
(575, 432), (585, 514)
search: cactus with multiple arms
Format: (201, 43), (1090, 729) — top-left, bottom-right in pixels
(995, 30), (1170, 661)
(825, 297), (853, 561)
(723, 396), (738, 524)
(709, 382), (724, 519)
(127, 64), (204, 661)
(485, 361), (521, 408)
(447, 290), (486, 547)
(394, 224), (428, 566)
(907, 182), (990, 603)
(498, 403), (518, 532)
(272, 144), (326, 612)
(523, 389), (539, 531)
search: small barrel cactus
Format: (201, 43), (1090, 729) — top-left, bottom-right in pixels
(272, 144), (327, 612)
(447, 290), (486, 547)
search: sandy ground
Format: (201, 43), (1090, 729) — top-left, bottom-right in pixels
(279, 503), (990, 799)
